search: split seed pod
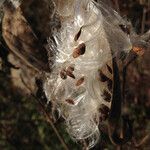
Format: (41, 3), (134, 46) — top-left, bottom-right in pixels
(2, 0), (60, 72)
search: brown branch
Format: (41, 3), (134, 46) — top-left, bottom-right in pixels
(141, 7), (147, 34)
(133, 134), (150, 148)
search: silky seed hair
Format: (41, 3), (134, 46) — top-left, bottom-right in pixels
(44, 0), (132, 148)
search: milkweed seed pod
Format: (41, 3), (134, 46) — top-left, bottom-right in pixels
(2, 0), (60, 72)
(44, 0), (133, 148)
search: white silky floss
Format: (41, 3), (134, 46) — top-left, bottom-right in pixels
(44, 0), (132, 148)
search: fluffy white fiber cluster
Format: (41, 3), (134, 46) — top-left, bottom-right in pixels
(44, 0), (132, 148)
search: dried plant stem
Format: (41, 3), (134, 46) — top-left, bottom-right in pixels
(133, 134), (150, 148)
(82, 140), (88, 150)
(35, 96), (69, 150)
(141, 7), (146, 34)
(20, 75), (69, 150)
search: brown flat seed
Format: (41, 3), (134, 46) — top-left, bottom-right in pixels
(66, 71), (75, 79)
(60, 69), (67, 79)
(102, 90), (111, 102)
(73, 43), (86, 58)
(76, 77), (85, 86)
(119, 24), (130, 35)
(106, 64), (112, 74)
(101, 114), (108, 121)
(99, 104), (110, 115)
(67, 66), (74, 72)
(99, 116), (103, 122)
(74, 28), (82, 41)
(99, 114), (108, 122)
(99, 70), (109, 82)
(107, 79), (113, 91)
(66, 99), (75, 105)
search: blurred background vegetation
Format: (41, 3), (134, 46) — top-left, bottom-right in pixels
(0, 0), (150, 150)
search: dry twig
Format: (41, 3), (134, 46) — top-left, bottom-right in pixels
(20, 75), (69, 150)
